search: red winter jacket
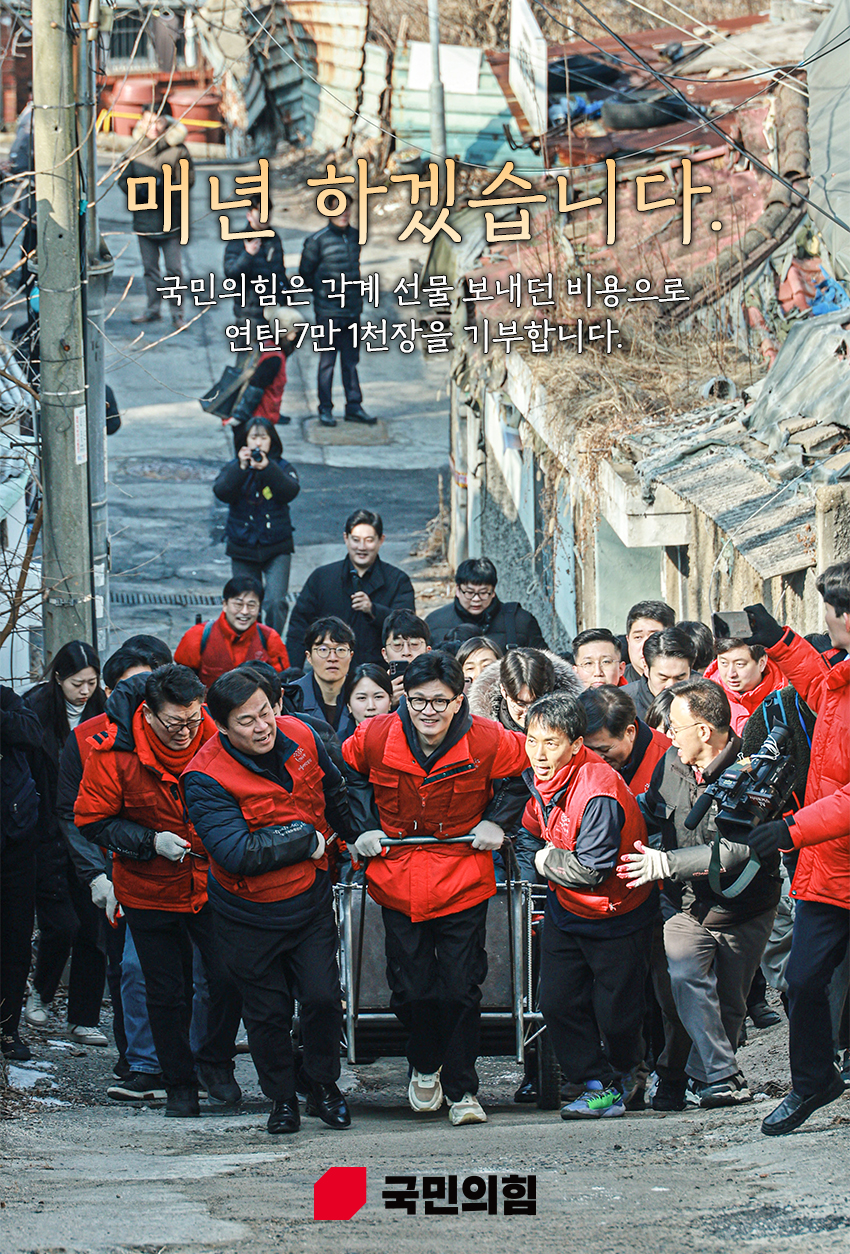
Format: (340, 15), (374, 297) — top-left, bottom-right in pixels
(174, 611), (289, 688)
(253, 348), (287, 424)
(342, 709), (527, 922)
(522, 745), (650, 919)
(767, 630), (850, 909)
(182, 716), (333, 903)
(75, 698), (218, 912)
(704, 656), (787, 717)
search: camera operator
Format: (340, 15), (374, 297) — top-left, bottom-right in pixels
(620, 677), (781, 1109)
(734, 593), (850, 1134)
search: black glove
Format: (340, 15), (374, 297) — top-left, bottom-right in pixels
(743, 604), (785, 649)
(740, 818), (794, 860)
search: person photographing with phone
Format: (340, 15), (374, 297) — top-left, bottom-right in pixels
(381, 609), (432, 707)
(212, 417), (300, 635)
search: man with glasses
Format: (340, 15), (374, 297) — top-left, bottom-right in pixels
(619, 677), (781, 1111)
(286, 509), (415, 666)
(75, 666), (242, 1117)
(287, 616), (356, 739)
(381, 609), (432, 707)
(573, 629), (627, 688)
(175, 576), (289, 688)
(342, 652), (527, 1126)
(425, 557), (547, 652)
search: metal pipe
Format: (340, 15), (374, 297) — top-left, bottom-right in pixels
(427, 0), (447, 162)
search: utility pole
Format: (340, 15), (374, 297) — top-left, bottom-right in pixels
(427, 0), (447, 163)
(79, 0), (114, 655)
(32, 0), (95, 659)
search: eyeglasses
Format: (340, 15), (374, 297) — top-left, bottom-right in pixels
(154, 711), (204, 735)
(407, 695), (457, 713)
(313, 644), (353, 658)
(228, 599), (261, 612)
(668, 722), (701, 740)
(457, 585), (494, 601)
(576, 657), (619, 670)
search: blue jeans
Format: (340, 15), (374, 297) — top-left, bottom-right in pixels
(121, 927), (211, 1073)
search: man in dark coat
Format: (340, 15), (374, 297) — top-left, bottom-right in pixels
(299, 197), (372, 427)
(224, 194), (288, 326)
(118, 109), (195, 326)
(286, 509), (415, 666)
(425, 557), (547, 653)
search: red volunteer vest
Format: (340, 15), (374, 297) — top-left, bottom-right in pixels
(627, 726), (671, 796)
(184, 716), (330, 903)
(530, 745), (651, 919)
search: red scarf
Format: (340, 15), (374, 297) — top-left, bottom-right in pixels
(533, 750), (584, 805)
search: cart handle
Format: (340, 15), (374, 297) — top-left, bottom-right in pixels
(379, 835), (476, 846)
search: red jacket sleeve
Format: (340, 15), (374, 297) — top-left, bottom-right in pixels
(520, 798), (541, 837)
(790, 789), (850, 849)
(768, 630), (832, 715)
(341, 719), (370, 774)
(264, 628), (290, 672)
(75, 750), (125, 825)
(490, 726), (528, 777)
(174, 623), (204, 673)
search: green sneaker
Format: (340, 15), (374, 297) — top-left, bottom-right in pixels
(561, 1080), (625, 1119)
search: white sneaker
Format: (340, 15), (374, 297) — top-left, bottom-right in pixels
(24, 990), (49, 1028)
(447, 1093), (488, 1126)
(69, 1024), (108, 1047)
(408, 1067), (444, 1112)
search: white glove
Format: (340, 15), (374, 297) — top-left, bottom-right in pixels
(310, 832), (327, 861)
(534, 846), (552, 878)
(619, 841), (671, 888)
(154, 830), (191, 862)
(90, 874), (121, 924)
(353, 830), (385, 859)
(470, 820), (505, 851)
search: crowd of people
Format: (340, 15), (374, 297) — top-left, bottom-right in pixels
(1, 530), (848, 1141)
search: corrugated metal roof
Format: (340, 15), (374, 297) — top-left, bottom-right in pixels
(391, 42), (542, 169)
(804, 0), (850, 281)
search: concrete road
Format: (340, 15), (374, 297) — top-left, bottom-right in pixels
(95, 150), (450, 648)
(2, 1024), (849, 1254)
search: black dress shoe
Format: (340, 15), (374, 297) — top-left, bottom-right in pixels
(318, 409), (336, 427)
(344, 406), (376, 425)
(761, 1072), (846, 1136)
(166, 1084), (200, 1118)
(304, 1080), (351, 1128)
(268, 1098), (301, 1134)
(748, 1001), (782, 1029)
(513, 1077), (538, 1104)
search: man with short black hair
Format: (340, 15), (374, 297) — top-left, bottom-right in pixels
(184, 668), (358, 1135)
(425, 557), (547, 652)
(624, 601), (676, 682)
(75, 665), (242, 1117)
(573, 629), (626, 688)
(705, 638), (786, 716)
(342, 651), (527, 1125)
(287, 616), (356, 739)
(623, 627), (695, 720)
(622, 677), (781, 1110)
(382, 608), (431, 706)
(286, 510), (415, 666)
(580, 687), (669, 794)
(175, 576), (289, 687)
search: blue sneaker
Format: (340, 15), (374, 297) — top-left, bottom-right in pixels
(561, 1080), (625, 1119)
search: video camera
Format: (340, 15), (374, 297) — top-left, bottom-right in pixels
(684, 723), (796, 842)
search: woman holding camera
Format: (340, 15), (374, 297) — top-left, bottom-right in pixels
(213, 418), (300, 635)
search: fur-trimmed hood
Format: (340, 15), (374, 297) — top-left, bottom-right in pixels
(468, 650), (584, 729)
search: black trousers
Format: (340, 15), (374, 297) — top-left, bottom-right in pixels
(786, 900), (850, 1096)
(382, 899), (489, 1101)
(0, 835), (36, 1037)
(123, 903), (241, 1089)
(316, 318), (362, 413)
(213, 885), (343, 1102)
(34, 859), (107, 1026)
(539, 906), (653, 1087)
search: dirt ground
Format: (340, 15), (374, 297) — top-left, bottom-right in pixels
(3, 982), (849, 1254)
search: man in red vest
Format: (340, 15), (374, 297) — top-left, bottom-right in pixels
(519, 692), (653, 1119)
(183, 667), (358, 1136)
(175, 576), (289, 687)
(342, 651), (527, 1125)
(579, 686), (670, 793)
(75, 665), (242, 1118)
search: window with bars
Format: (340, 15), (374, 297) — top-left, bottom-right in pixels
(106, 10), (186, 71)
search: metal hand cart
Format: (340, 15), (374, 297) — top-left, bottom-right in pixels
(333, 836), (561, 1108)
